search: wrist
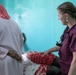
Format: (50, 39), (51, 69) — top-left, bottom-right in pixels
(7, 51), (11, 55)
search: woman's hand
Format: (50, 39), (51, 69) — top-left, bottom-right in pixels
(7, 50), (22, 63)
(41, 50), (51, 56)
(42, 46), (60, 56)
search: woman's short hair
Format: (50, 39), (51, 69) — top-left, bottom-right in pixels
(57, 2), (76, 19)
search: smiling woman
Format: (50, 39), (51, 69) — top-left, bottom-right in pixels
(43, 1), (76, 75)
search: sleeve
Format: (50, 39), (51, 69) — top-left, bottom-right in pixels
(69, 33), (76, 52)
(0, 47), (9, 58)
(0, 25), (9, 58)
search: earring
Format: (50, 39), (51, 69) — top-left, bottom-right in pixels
(66, 17), (68, 22)
(66, 19), (68, 22)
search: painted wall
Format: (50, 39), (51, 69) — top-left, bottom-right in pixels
(0, 0), (76, 55)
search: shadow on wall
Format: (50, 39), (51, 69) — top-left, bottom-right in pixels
(23, 42), (29, 52)
(22, 33), (29, 52)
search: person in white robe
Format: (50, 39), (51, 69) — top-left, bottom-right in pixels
(0, 4), (23, 75)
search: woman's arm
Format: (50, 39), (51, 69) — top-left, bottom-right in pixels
(68, 52), (76, 75)
(43, 46), (60, 55)
(48, 46), (60, 52)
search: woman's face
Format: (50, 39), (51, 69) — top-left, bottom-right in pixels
(57, 10), (67, 25)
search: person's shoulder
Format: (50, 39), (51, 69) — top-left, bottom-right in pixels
(0, 18), (5, 21)
(73, 25), (76, 33)
(9, 18), (17, 24)
(70, 25), (76, 36)
(0, 18), (6, 26)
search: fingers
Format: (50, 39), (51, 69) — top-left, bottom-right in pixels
(15, 53), (22, 63)
(42, 51), (51, 57)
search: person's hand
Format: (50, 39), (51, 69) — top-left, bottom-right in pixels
(7, 50), (22, 63)
(41, 50), (51, 56)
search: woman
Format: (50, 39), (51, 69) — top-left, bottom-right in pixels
(0, 4), (23, 75)
(43, 2), (76, 75)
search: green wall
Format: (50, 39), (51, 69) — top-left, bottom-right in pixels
(0, 0), (76, 55)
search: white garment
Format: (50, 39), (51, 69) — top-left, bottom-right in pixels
(0, 18), (23, 75)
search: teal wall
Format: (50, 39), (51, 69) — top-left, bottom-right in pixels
(0, 0), (76, 55)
